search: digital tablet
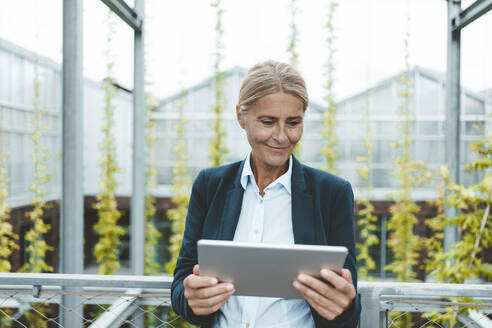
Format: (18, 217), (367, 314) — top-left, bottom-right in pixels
(197, 239), (348, 299)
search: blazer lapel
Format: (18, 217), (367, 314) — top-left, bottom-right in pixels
(217, 160), (245, 241)
(218, 187), (244, 240)
(291, 156), (316, 245)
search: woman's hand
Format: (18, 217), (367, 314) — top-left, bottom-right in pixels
(183, 264), (235, 316)
(293, 268), (356, 321)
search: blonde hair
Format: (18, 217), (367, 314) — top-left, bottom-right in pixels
(237, 60), (309, 114)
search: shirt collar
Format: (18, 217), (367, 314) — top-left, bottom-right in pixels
(240, 152), (292, 195)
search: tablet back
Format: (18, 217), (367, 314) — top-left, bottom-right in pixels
(197, 239), (348, 299)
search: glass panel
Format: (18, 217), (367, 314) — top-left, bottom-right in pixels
(350, 140), (366, 161)
(0, 52), (10, 101)
(417, 121), (441, 135)
(464, 95), (484, 115)
(24, 61), (35, 107)
(464, 121), (485, 136)
(372, 87), (392, 114)
(418, 77), (439, 115)
(372, 168), (395, 188)
(11, 55), (23, 104)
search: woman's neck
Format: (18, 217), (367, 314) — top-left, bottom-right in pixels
(250, 154), (289, 196)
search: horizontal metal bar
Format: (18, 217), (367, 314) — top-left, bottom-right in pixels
(89, 289), (140, 328)
(100, 0), (142, 31)
(0, 273), (172, 289)
(358, 281), (492, 298)
(452, 0), (492, 31)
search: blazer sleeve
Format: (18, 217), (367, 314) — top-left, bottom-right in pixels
(171, 170), (215, 326)
(312, 180), (361, 328)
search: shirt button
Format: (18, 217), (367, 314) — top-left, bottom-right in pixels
(255, 229), (259, 234)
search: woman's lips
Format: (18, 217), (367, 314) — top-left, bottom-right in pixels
(266, 145), (289, 153)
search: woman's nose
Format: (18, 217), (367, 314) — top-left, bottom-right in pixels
(272, 125), (288, 143)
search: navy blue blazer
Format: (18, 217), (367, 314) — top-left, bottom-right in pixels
(171, 156), (361, 327)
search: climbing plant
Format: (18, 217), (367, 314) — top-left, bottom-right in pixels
(165, 91), (192, 276)
(386, 32), (426, 283)
(22, 61), (53, 274)
(287, 0), (302, 158)
(93, 10), (125, 275)
(144, 92), (161, 276)
(287, 0), (299, 68)
(0, 107), (18, 273)
(355, 92), (379, 280)
(165, 92), (194, 328)
(208, 0), (228, 167)
(385, 26), (427, 328)
(424, 138), (492, 326)
(320, 1), (338, 173)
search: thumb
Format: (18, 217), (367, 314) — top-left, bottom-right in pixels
(193, 264), (200, 276)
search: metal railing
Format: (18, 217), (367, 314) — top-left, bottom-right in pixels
(359, 281), (492, 328)
(1, 273), (492, 327)
(0, 273), (173, 327)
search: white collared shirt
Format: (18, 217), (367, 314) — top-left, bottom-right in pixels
(213, 153), (315, 328)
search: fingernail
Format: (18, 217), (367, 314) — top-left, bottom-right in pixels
(226, 284), (234, 291)
(293, 281), (301, 288)
(210, 278), (218, 285)
(298, 274), (307, 282)
(321, 269), (329, 277)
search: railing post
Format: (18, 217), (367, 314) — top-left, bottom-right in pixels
(359, 287), (384, 328)
(444, 0), (461, 253)
(61, 0), (84, 327)
(131, 0), (145, 326)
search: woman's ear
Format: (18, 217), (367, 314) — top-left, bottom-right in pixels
(236, 105), (246, 129)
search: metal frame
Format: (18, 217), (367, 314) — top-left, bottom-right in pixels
(61, 0), (146, 326)
(452, 0), (492, 31)
(0, 273), (171, 328)
(100, 0), (142, 32)
(444, 0), (492, 251)
(358, 281), (492, 328)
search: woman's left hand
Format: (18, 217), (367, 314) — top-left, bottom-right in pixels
(293, 268), (356, 321)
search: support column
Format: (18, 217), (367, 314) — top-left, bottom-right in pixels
(444, 0), (461, 252)
(130, 0), (145, 326)
(60, 0), (84, 327)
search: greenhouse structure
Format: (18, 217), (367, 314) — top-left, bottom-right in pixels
(0, 0), (491, 327)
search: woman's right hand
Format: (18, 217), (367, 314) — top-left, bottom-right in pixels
(183, 264), (235, 316)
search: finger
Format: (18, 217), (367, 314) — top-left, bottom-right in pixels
(320, 269), (353, 293)
(193, 264), (200, 276)
(188, 288), (234, 310)
(194, 282), (235, 299)
(303, 293), (342, 321)
(190, 294), (230, 316)
(341, 269), (353, 284)
(184, 274), (218, 289)
(297, 273), (344, 302)
(293, 280), (343, 320)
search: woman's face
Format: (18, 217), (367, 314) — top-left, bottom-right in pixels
(237, 92), (304, 169)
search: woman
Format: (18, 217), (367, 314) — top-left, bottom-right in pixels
(171, 60), (360, 327)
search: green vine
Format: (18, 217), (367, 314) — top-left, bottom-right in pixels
(287, 0), (299, 68)
(320, 1), (338, 173)
(166, 91), (192, 276)
(386, 29), (425, 285)
(93, 10), (125, 275)
(0, 107), (18, 273)
(21, 60), (53, 274)
(144, 92), (161, 276)
(423, 136), (492, 325)
(208, 0), (228, 167)
(165, 92), (194, 328)
(288, 0), (302, 159)
(355, 92), (379, 280)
